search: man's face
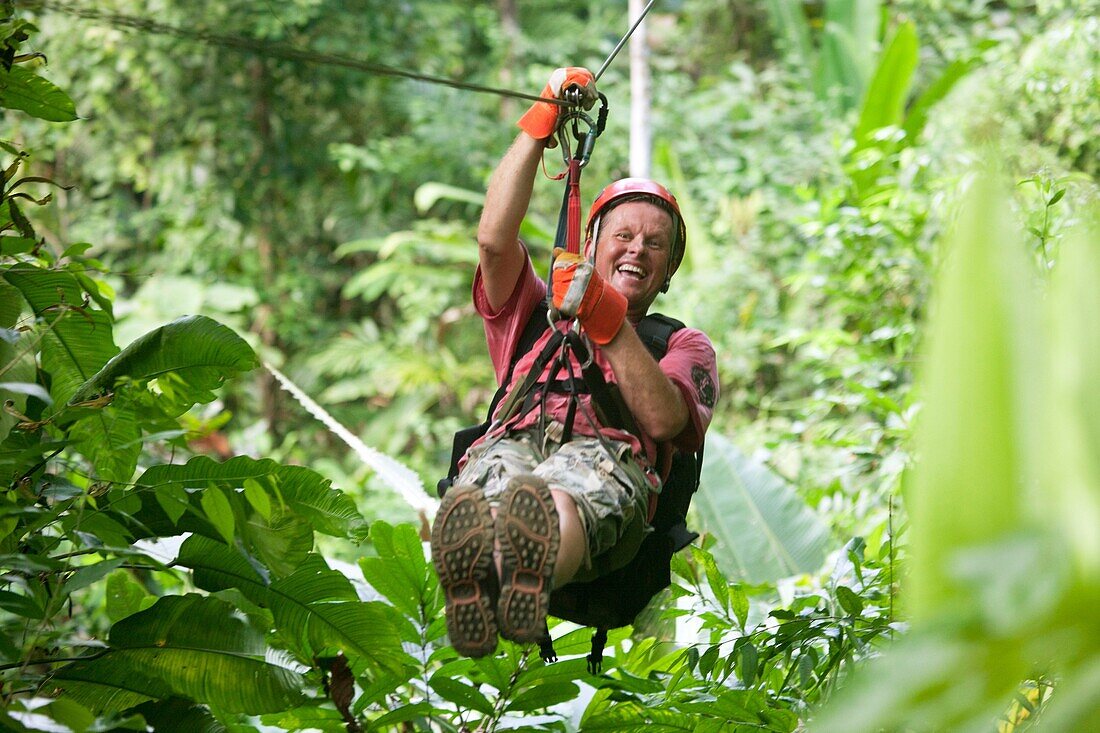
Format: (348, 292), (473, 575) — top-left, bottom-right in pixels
(592, 200), (675, 320)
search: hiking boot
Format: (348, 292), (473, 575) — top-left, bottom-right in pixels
(496, 474), (559, 643)
(431, 484), (498, 658)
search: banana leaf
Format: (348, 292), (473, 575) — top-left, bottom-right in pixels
(694, 433), (832, 584)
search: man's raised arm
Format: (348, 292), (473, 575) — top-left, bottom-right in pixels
(476, 133), (545, 313)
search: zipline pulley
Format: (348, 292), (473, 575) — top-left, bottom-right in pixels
(556, 90), (608, 170)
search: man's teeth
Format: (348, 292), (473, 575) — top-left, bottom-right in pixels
(618, 264), (645, 277)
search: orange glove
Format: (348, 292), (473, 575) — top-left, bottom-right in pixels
(517, 67), (597, 141)
(551, 248), (627, 345)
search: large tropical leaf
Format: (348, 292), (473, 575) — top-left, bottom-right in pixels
(52, 594), (307, 715)
(66, 389), (141, 484)
(694, 433), (832, 584)
(3, 265), (119, 408)
(0, 330), (38, 444)
(814, 176), (1099, 733)
(177, 537), (408, 674)
(69, 314), (257, 415)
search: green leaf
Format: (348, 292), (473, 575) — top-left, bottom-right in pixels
(505, 680), (580, 712)
(428, 674), (494, 715)
(1, 236), (37, 257)
(853, 22), (920, 148)
(52, 594), (307, 715)
(902, 58), (975, 145)
(738, 639), (759, 684)
(0, 63), (78, 121)
(0, 589), (43, 619)
(360, 521), (435, 618)
(177, 538), (407, 674)
(105, 569), (152, 623)
(850, 21), (919, 197)
(62, 558), (125, 595)
(835, 585), (864, 616)
(413, 182), (485, 213)
(3, 264), (119, 408)
(695, 433), (832, 584)
(368, 701), (433, 728)
(134, 456), (366, 540)
(200, 485), (235, 545)
(67, 389), (142, 483)
(583, 701), (696, 730)
(818, 0), (881, 110)
(730, 584), (749, 630)
(908, 176), (1032, 622)
(134, 698), (228, 733)
(69, 314), (257, 415)
(762, 0), (813, 67)
(700, 548), (730, 613)
(242, 510), (315, 578)
(243, 478), (272, 521)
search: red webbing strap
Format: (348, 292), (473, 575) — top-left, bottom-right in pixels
(566, 158), (583, 254)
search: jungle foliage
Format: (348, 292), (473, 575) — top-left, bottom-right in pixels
(2, 0), (1098, 730)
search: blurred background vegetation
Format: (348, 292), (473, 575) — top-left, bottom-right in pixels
(3, 0), (1098, 729)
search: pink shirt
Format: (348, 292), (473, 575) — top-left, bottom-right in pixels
(471, 252), (719, 475)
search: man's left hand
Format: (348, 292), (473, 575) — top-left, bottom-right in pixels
(551, 248), (627, 345)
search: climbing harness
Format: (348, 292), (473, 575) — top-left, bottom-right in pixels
(438, 302), (704, 673)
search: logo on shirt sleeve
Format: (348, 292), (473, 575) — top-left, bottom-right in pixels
(691, 365), (716, 408)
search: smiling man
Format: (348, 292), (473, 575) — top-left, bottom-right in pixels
(430, 68), (719, 658)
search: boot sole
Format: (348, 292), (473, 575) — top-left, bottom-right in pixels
(496, 476), (559, 643)
(431, 485), (497, 658)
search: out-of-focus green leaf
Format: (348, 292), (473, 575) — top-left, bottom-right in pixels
(907, 176), (1031, 621)
(695, 433), (832, 583)
(413, 182), (485, 213)
(0, 63), (78, 121)
(902, 58), (975, 145)
(819, 0), (881, 109)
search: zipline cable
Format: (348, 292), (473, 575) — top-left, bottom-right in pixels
(594, 0), (659, 81)
(21, 0), (572, 107)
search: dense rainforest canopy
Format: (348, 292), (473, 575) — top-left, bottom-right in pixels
(1, 0), (1097, 730)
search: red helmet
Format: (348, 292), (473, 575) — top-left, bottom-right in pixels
(586, 178), (687, 289)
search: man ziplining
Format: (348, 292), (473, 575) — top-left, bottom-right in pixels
(431, 67), (719, 659)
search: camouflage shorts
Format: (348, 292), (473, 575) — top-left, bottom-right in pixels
(457, 426), (658, 577)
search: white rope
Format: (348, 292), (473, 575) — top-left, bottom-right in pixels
(264, 362), (438, 516)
